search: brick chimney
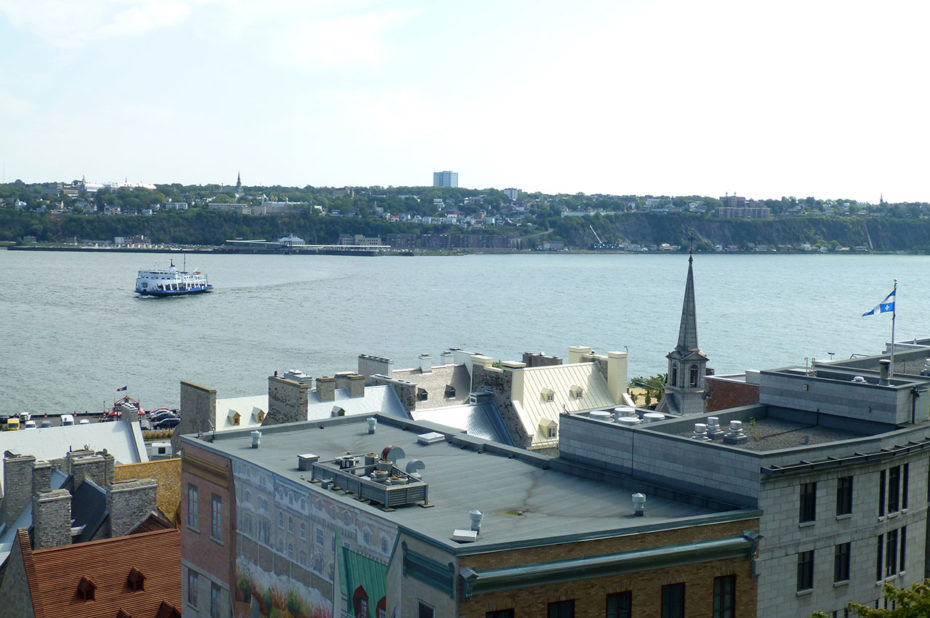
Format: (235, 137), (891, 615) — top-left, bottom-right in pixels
(107, 479), (158, 538)
(334, 372), (353, 391)
(33, 489), (72, 549)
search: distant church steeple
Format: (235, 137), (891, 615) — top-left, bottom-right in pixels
(658, 242), (709, 415)
(235, 171), (242, 198)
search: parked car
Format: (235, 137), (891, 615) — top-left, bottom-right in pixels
(24, 420), (36, 429)
(150, 410), (178, 424)
(152, 417), (180, 430)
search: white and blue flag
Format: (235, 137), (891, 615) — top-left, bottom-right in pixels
(862, 288), (896, 317)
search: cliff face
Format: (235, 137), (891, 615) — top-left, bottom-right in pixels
(567, 213), (930, 252)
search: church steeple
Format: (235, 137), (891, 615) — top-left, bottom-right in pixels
(658, 245), (710, 415)
(675, 251), (700, 354)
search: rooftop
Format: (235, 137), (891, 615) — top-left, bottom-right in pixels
(183, 415), (754, 553)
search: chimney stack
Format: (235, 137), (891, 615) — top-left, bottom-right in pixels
(33, 489), (72, 549)
(348, 373), (365, 398)
(1, 454), (36, 526)
(107, 479), (158, 538)
(316, 377), (335, 402)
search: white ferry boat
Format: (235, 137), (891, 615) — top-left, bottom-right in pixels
(134, 259), (213, 297)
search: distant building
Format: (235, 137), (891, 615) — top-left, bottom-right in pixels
(502, 187), (520, 200)
(432, 170), (458, 187)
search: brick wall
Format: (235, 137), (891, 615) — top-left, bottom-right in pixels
(705, 377), (759, 412)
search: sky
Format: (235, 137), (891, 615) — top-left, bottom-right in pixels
(1, 0), (929, 202)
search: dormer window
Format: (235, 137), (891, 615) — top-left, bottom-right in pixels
(77, 576), (96, 601)
(417, 388), (428, 401)
(539, 418), (558, 438)
(128, 567), (145, 591)
(541, 388), (554, 402)
(444, 385), (456, 398)
(228, 410), (241, 426)
(569, 385), (584, 399)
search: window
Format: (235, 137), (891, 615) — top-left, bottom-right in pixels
(797, 550), (814, 591)
(713, 575), (735, 618)
(689, 364), (699, 387)
(127, 567), (145, 591)
(834, 543), (851, 582)
(902, 463), (909, 510)
(353, 586), (368, 618)
(836, 476), (853, 516)
(187, 570), (199, 607)
(607, 591), (632, 618)
(210, 582), (222, 618)
(569, 385), (584, 399)
(888, 466), (901, 513)
(876, 535), (884, 581)
(444, 385), (456, 398)
(188, 485), (198, 529)
(418, 601), (435, 618)
(278, 512), (284, 528)
(671, 366), (678, 386)
(879, 469), (886, 516)
(886, 529), (898, 577)
(77, 576), (96, 601)
(541, 388), (555, 402)
(211, 495), (222, 541)
(900, 527), (907, 572)
(800, 482), (817, 523)
(661, 583), (685, 618)
(417, 388), (428, 401)
(486, 611), (515, 618)
(548, 600), (575, 618)
(300, 522), (306, 539)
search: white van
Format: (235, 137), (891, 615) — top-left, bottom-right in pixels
(24, 420), (36, 429)
(61, 414), (75, 426)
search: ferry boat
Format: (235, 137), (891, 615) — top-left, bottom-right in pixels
(135, 259), (213, 296)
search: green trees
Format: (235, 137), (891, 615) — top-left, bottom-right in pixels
(813, 580), (930, 617)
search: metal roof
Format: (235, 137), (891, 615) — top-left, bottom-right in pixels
(0, 421), (147, 494)
(185, 416), (753, 553)
(516, 363), (616, 449)
(306, 384), (407, 421)
(410, 395), (511, 445)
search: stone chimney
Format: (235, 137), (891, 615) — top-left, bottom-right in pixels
(33, 489), (72, 549)
(316, 377), (335, 402)
(267, 375), (310, 425)
(500, 361), (526, 404)
(607, 351), (629, 405)
(1, 454), (36, 526)
(334, 372), (353, 391)
(107, 479), (158, 538)
(440, 350), (454, 365)
(348, 374), (365, 398)
(68, 453), (110, 491)
(32, 460), (52, 496)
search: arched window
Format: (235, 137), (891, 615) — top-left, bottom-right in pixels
(353, 586), (369, 618)
(689, 364), (699, 387)
(670, 366), (678, 387)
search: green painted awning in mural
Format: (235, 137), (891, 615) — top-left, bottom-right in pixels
(340, 537), (388, 618)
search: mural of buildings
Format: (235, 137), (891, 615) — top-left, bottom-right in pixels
(180, 415), (759, 617)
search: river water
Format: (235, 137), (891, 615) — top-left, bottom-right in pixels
(3, 249), (930, 415)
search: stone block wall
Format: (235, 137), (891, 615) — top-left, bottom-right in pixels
(1, 455), (35, 527)
(267, 376), (310, 424)
(33, 489), (71, 549)
(108, 478), (158, 537)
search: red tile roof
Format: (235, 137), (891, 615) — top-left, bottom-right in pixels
(27, 528), (181, 618)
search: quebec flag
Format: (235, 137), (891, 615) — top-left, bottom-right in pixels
(862, 288), (895, 317)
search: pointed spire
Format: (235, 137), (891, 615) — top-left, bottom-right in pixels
(675, 248), (699, 353)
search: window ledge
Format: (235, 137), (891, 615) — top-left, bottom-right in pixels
(186, 525), (199, 533)
(835, 514), (852, 521)
(799, 521), (816, 528)
(833, 580), (849, 588)
(210, 536), (224, 547)
(888, 512), (899, 519)
(796, 588), (814, 597)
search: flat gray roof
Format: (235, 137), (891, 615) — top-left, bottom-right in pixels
(184, 416), (754, 553)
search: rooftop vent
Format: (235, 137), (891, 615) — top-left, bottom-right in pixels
(417, 431), (445, 445)
(367, 417), (377, 434)
(632, 493), (646, 516)
(405, 459), (425, 479)
(723, 420), (748, 445)
(251, 430), (261, 448)
(643, 412), (665, 423)
(589, 411), (611, 421)
(297, 453), (319, 471)
(851, 376), (867, 383)
(616, 416), (641, 426)
(613, 406), (636, 418)
(691, 423), (710, 441)
(469, 509), (484, 533)
(452, 529), (478, 543)
(705, 416), (724, 439)
(283, 369), (313, 383)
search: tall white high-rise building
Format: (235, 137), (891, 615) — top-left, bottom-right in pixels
(432, 171), (458, 187)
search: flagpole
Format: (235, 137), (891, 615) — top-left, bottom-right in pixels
(890, 279), (897, 381)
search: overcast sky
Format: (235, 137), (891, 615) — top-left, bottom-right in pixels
(1, 1), (928, 202)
